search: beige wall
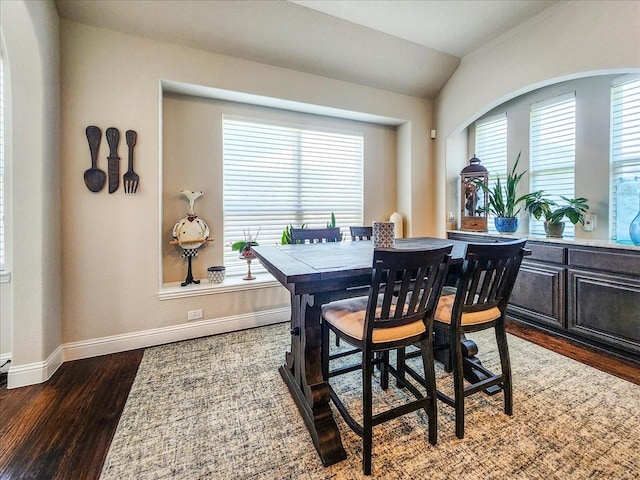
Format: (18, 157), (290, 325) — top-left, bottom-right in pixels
(1, 0), (61, 374)
(59, 20), (433, 348)
(434, 0), (640, 237)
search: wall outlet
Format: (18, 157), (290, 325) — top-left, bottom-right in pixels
(583, 214), (596, 232)
(187, 309), (203, 321)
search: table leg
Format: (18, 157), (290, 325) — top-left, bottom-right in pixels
(279, 293), (346, 466)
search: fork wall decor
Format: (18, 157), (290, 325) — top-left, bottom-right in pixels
(82, 126), (140, 194)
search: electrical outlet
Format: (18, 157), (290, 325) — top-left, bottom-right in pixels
(187, 309), (203, 321)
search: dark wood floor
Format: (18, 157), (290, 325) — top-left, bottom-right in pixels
(0, 349), (144, 480)
(0, 325), (637, 480)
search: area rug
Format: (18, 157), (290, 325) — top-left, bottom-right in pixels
(100, 323), (639, 479)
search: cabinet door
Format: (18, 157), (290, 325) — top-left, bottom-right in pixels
(508, 262), (566, 328)
(568, 269), (640, 355)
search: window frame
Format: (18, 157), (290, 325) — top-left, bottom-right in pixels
(474, 113), (508, 234)
(610, 75), (640, 243)
(222, 116), (364, 276)
(529, 92), (577, 237)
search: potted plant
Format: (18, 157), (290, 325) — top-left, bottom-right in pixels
(525, 193), (589, 238)
(231, 228), (260, 258)
(475, 152), (537, 233)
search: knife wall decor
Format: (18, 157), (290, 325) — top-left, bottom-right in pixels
(106, 127), (120, 193)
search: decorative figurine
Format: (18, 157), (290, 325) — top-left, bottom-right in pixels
(171, 190), (211, 286)
(232, 228), (260, 280)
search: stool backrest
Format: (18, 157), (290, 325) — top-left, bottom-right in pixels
(454, 239), (528, 317)
(364, 246), (452, 344)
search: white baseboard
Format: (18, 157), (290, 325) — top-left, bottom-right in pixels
(7, 345), (64, 389)
(0, 352), (11, 366)
(6, 307), (290, 389)
(62, 307), (290, 362)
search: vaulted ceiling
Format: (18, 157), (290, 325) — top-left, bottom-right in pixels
(55, 0), (558, 98)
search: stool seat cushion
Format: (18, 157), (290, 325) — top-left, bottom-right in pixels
(322, 297), (425, 343)
(434, 294), (501, 326)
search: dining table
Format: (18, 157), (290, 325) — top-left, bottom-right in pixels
(251, 236), (477, 465)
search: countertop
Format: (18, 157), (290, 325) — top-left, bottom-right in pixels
(446, 230), (640, 252)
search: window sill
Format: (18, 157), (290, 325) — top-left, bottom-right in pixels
(158, 272), (282, 300)
(0, 271), (10, 284)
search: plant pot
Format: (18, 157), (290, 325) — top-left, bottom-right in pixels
(494, 217), (519, 233)
(544, 221), (565, 238)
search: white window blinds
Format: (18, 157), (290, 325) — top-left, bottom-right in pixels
(529, 93), (576, 236)
(223, 118), (364, 276)
(475, 113), (507, 233)
(610, 75), (640, 242)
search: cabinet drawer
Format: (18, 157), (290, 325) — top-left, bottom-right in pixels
(568, 248), (640, 276)
(525, 243), (566, 265)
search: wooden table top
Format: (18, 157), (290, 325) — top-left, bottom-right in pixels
(252, 237), (465, 293)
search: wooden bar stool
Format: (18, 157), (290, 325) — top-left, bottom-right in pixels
(432, 239), (528, 439)
(321, 246), (452, 475)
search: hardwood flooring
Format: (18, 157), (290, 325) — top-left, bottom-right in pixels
(506, 320), (640, 386)
(0, 350), (143, 480)
(0, 326), (637, 480)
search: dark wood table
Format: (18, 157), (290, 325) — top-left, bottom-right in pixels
(252, 237), (465, 466)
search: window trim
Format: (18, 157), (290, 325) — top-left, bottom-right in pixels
(222, 115), (364, 276)
(529, 91), (577, 237)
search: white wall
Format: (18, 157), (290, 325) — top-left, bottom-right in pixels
(1, 0), (62, 386)
(434, 0), (640, 236)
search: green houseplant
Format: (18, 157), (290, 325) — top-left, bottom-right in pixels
(231, 228), (260, 257)
(525, 192), (589, 238)
(475, 152), (537, 233)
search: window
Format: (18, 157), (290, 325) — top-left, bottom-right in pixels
(223, 118), (364, 276)
(610, 75), (640, 243)
(529, 93), (576, 236)
(475, 113), (507, 233)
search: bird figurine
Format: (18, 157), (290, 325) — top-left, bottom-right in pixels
(180, 190), (204, 216)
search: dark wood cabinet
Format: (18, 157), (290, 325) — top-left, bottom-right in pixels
(510, 263), (566, 328)
(447, 231), (640, 364)
(567, 247), (640, 356)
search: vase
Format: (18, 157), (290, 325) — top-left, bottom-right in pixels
(630, 204), (640, 246)
(494, 217), (519, 233)
(372, 221), (396, 248)
(544, 221), (565, 238)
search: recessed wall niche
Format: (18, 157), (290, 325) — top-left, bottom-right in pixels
(161, 90), (398, 285)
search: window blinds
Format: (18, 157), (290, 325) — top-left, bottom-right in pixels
(475, 113), (507, 233)
(529, 93), (576, 236)
(222, 118), (364, 276)
(610, 76), (640, 241)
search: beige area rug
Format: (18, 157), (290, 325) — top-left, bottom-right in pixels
(101, 323), (640, 479)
